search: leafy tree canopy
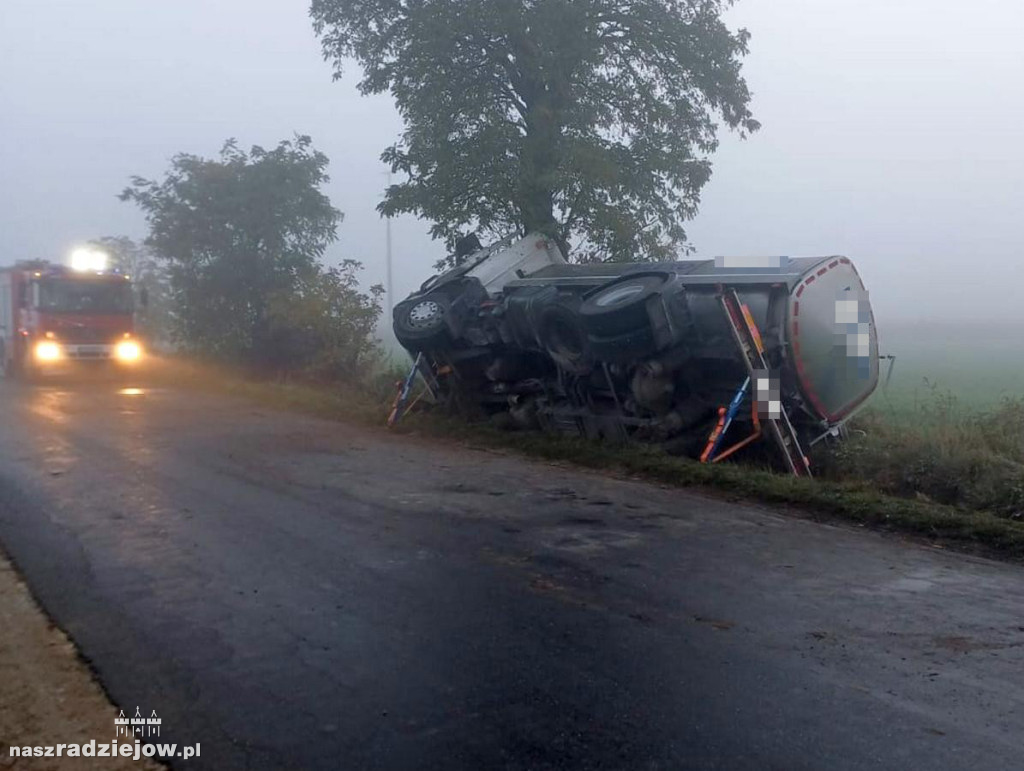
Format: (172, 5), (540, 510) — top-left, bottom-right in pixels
(312, 0), (759, 262)
(120, 136), (344, 359)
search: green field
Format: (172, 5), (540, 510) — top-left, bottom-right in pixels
(875, 321), (1024, 410)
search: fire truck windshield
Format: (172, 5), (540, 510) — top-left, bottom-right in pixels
(36, 278), (133, 314)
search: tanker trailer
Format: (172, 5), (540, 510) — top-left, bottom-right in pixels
(392, 236), (879, 474)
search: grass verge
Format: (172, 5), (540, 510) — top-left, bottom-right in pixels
(142, 356), (1024, 562)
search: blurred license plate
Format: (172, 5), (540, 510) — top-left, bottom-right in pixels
(74, 346), (107, 358)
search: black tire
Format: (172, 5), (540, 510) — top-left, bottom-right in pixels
(579, 274), (670, 337)
(393, 293), (453, 350)
(587, 325), (659, 364)
(535, 303), (593, 375)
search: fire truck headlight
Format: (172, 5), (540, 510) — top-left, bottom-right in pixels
(115, 340), (142, 362)
(35, 341), (61, 362)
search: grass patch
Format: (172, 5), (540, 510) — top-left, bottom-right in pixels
(822, 393), (1024, 518)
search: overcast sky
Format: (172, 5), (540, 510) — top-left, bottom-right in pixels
(2, 0), (1022, 328)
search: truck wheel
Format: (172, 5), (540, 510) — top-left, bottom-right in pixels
(579, 274), (670, 337)
(393, 293), (452, 350)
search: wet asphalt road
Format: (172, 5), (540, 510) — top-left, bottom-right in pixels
(1, 378), (1023, 770)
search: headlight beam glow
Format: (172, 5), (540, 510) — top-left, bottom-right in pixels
(34, 341), (61, 362)
(115, 340), (142, 362)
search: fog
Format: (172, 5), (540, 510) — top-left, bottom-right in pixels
(2, 0), (1022, 328)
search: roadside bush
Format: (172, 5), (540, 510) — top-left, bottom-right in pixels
(263, 261), (384, 382)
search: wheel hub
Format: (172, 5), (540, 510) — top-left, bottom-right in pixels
(408, 300), (441, 328)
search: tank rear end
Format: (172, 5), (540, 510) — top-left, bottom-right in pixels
(786, 258), (879, 424)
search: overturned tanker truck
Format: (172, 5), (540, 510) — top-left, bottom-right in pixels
(392, 233), (880, 476)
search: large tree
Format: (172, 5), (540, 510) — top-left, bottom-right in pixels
(120, 136), (343, 360)
(312, 0), (758, 261)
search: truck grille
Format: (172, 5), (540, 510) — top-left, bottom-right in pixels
(57, 327), (115, 343)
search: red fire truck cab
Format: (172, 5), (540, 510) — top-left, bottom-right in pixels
(0, 260), (143, 378)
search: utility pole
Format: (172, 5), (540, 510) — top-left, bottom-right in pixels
(384, 170), (394, 323)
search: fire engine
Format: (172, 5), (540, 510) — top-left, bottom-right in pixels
(0, 248), (143, 378)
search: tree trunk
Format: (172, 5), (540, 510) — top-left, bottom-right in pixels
(518, 84), (560, 240)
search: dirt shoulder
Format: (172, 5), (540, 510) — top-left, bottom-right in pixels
(0, 551), (163, 770)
